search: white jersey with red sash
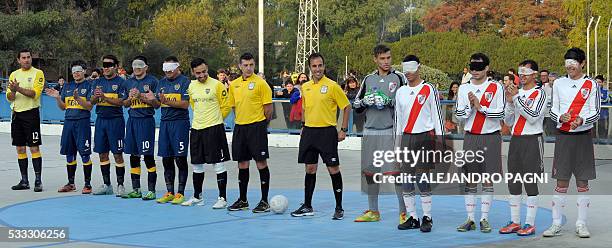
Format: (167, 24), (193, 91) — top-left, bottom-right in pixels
(394, 81), (443, 135)
(455, 80), (505, 134)
(549, 75), (600, 132)
(504, 87), (547, 135)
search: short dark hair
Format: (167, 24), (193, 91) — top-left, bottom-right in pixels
(504, 73), (515, 81)
(102, 54), (119, 65)
(402, 54), (420, 63)
(93, 68), (102, 74)
(508, 68), (516, 74)
(70, 60), (87, 69)
(519, 59), (539, 72)
(564, 47), (586, 63)
(217, 68), (228, 74)
(17, 49), (31, 59)
(239, 53), (255, 63)
(470, 53), (490, 66)
(595, 75), (605, 81)
(540, 69), (549, 74)
(164, 56), (179, 63)
(373, 44), (391, 57)
(308, 52), (325, 66)
(58, 76), (65, 80)
(133, 55), (148, 65)
(190, 58), (208, 69)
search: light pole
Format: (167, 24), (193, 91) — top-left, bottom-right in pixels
(587, 17), (594, 76)
(258, 0), (264, 74)
(594, 16), (601, 77)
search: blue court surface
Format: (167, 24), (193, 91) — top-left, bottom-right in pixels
(0, 190), (552, 248)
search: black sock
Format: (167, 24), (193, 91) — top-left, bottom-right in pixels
(116, 166), (125, 186)
(32, 157), (42, 182)
(330, 172), (343, 209)
(238, 168), (249, 202)
(129, 155), (141, 189)
(101, 163), (111, 186)
(144, 155), (157, 192)
(193, 172), (204, 199)
(17, 158), (28, 183)
(176, 156), (188, 195)
(217, 171), (227, 199)
(83, 164), (92, 186)
(258, 167), (270, 202)
(67, 164), (77, 184)
(162, 157), (175, 193)
(305, 173), (316, 208)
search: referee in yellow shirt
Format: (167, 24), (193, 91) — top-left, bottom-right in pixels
(182, 58), (232, 208)
(227, 53), (273, 213)
(6, 49), (45, 192)
(291, 53), (351, 220)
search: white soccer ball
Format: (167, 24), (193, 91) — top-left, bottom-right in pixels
(270, 195), (289, 214)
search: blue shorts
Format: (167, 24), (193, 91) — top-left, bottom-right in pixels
(60, 118), (92, 156)
(94, 117), (125, 154)
(125, 117), (155, 156)
(158, 119), (190, 157)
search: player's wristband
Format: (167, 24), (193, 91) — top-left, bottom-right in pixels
(340, 127), (348, 132)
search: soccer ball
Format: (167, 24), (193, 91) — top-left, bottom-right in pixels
(269, 195), (289, 214)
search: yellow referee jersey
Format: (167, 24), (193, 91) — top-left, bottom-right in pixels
(302, 75), (350, 127)
(188, 77), (231, 130)
(6, 67), (45, 112)
(228, 74), (273, 125)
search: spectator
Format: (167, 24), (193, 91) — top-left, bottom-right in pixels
(596, 75), (609, 140)
(445, 81), (460, 134)
(542, 74), (556, 137)
(461, 67), (472, 84)
(344, 76), (364, 132)
(53, 76), (65, 91)
(288, 73), (309, 129)
(277, 82), (299, 129)
(217, 68), (230, 88)
(89, 68), (101, 80)
(539, 69), (550, 87)
(502, 74), (515, 87)
(548, 72), (558, 83)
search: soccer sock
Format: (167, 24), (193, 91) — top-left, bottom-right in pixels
(330, 172), (343, 209)
(217, 171), (228, 199)
(525, 196), (538, 226)
(576, 187), (590, 226)
(144, 155), (156, 192)
(115, 162), (125, 186)
(31, 152), (42, 182)
(552, 187), (567, 225)
(421, 193), (432, 218)
(465, 188), (477, 221)
(17, 153), (28, 183)
(509, 195), (521, 224)
(304, 173), (316, 208)
(162, 157), (175, 194)
(100, 161), (111, 186)
(66, 157), (77, 185)
(258, 167), (270, 202)
(176, 156), (188, 195)
(193, 164), (204, 199)
(481, 187), (494, 221)
(82, 155), (92, 186)
(403, 191), (417, 218)
(238, 168), (250, 202)
(365, 175), (379, 211)
(129, 155), (141, 190)
(395, 183), (407, 213)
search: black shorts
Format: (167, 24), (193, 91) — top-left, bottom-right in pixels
(232, 120), (269, 162)
(462, 131), (502, 175)
(508, 134), (544, 174)
(191, 124), (231, 164)
(11, 108), (42, 147)
(400, 131), (437, 172)
(298, 126), (339, 166)
(552, 131), (596, 181)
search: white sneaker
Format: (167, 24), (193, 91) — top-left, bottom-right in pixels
(543, 224), (563, 237)
(181, 196), (204, 206)
(576, 224), (590, 238)
(212, 197), (228, 209)
(115, 185), (125, 197)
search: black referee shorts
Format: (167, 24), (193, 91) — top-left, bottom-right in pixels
(298, 126), (339, 166)
(11, 108), (42, 147)
(190, 123), (231, 164)
(231, 120), (269, 162)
